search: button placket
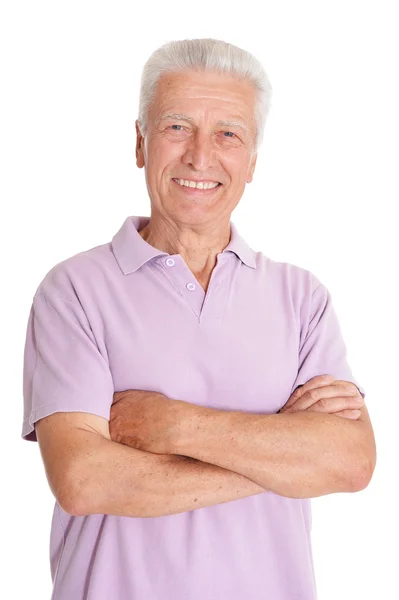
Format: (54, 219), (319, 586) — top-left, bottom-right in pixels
(159, 256), (204, 317)
(158, 254), (230, 321)
(198, 258), (231, 323)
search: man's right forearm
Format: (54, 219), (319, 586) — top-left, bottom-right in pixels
(73, 434), (266, 518)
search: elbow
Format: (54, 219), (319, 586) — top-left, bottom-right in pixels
(58, 471), (94, 517)
(67, 492), (92, 517)
(347, 426), (377, 493)
(61, 500), (86, 517)
(348, 454), (376, 493)
(58, 486), (89, 517)
(60, 479), (151, 518)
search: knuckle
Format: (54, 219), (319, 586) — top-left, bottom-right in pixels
(344, 395), (360, 409)
(301, 391), (312, 402)
(304, 389), (318, 402)
(292, 385), (303, 397)
(345, 383), (358, 394)
(318, 397), (329, 411)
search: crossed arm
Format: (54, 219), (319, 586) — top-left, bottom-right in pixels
(171, 402), (375, 498)
(68, 377), (376, 517)
(108, 376), (376, 501)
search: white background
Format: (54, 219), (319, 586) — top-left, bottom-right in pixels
(1, 0), (398, 598)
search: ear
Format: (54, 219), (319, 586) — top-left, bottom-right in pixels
(135, 120), (145, 168)
(246, 151), (257, 183)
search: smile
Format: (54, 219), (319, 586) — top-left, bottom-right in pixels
(172, 178), (221, 190)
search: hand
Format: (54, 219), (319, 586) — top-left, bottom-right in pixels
(279, 374), (364, 419)
(109, 389), (194, 454)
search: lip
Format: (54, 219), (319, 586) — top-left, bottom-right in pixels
(172, 178), (222, 195)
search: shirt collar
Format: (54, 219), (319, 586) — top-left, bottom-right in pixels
(111, 215), (257, 275)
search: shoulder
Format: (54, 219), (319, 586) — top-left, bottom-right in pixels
(253, 250), (324, 298)
(33, 240), (114, 302)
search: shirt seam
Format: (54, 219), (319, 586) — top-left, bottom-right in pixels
(35, 292), (81, 306)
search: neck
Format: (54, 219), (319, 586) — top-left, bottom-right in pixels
(138, 212), (231, 279)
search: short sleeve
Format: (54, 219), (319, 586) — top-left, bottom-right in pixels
(22, 293), (115, 442)
(290, 283), (366, 399)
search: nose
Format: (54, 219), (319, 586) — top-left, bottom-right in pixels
(181, 131), (216, 172)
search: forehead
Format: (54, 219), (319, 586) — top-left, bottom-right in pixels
(150, 70), (256, 123)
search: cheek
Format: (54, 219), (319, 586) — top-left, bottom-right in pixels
(223, 154), (253, 185)
(148, 141), (183, 179)
(153, 149), (182, 187)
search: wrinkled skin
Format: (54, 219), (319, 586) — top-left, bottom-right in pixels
(109, 375), (364, 454)
(109, 390), (194, 454)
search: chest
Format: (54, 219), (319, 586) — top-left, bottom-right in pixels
(99, 264), (299, 415)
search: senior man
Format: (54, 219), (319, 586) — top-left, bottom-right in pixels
(22, 38), (376, 600)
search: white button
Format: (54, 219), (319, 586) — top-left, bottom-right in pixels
(165, 258), (175, 267)
(186, 282), (196, 291)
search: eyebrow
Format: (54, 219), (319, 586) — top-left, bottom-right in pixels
(158, 113), (249, 132)
(217, 119), (249, 132)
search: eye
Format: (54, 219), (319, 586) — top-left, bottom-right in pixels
(223, 131), (236, 138)
(170, 125), (183, 131)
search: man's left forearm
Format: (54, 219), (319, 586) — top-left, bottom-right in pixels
(172, 407), (375, 499)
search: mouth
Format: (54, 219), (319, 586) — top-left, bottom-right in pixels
(172, 178), (222, 194)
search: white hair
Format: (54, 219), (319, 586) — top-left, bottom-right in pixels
(137, 38), (272, 150)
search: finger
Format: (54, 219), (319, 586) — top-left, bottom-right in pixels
(301, 396), (364, 414)
(284, 374), (335, 409)
(285, 383), (362, 412)
(281, 396), (363, 415)
(334, 409), (361, 419)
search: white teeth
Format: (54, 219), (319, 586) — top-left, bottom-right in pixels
(175, 179), (219, 190)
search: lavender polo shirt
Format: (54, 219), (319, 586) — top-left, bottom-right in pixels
(22, 214), (365, 600)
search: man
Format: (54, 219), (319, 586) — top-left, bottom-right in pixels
(22, 38), (376, 600)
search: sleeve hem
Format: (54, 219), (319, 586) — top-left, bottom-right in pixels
(22, 402), (111, 442)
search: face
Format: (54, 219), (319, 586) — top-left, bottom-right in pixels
(135, 70), (258, 227)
